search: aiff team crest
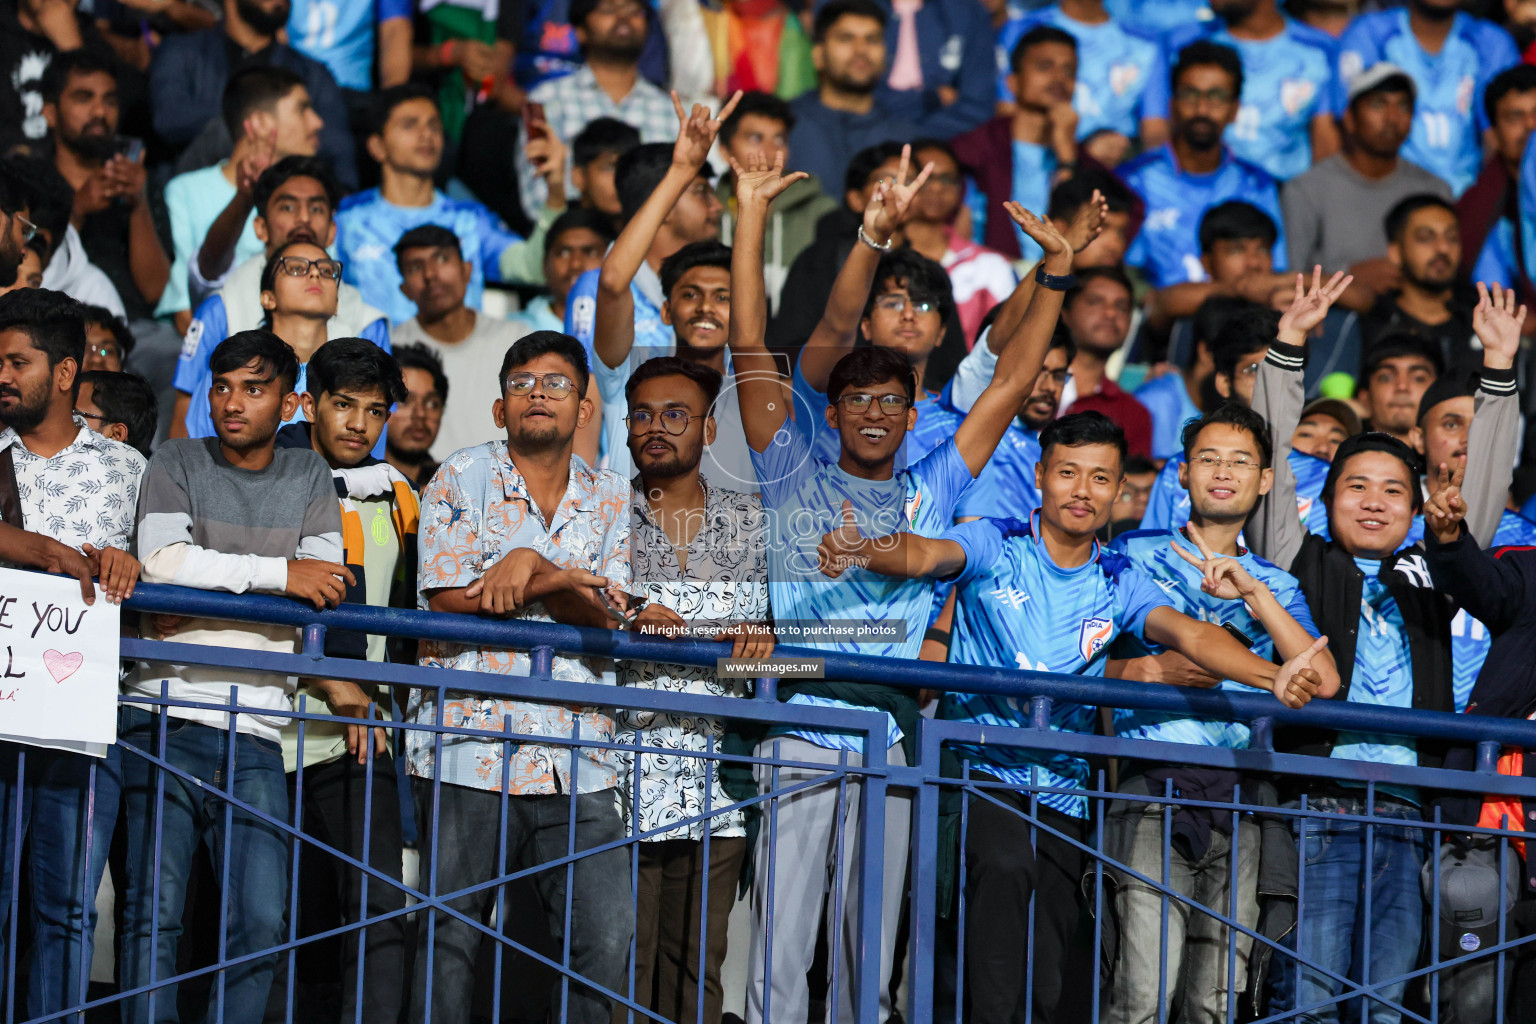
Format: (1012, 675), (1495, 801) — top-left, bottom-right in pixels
(1078, 617), (1113, 661)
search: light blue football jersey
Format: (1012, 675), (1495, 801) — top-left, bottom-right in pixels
(955, 419), (1042, 520)
(1109, 527), (1319, 749)
(1338, 9), (1518, 196)
(1118, 144), (1286, 289)
(1332, 556), (1417, 798)
(287, 0), (412, 92)
(1135, 372), (1201, 462)
(940, 514), (1172, 817)
(789, 358), (957, 470)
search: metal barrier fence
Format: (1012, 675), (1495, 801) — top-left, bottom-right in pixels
(2, 580), (1536, 1023)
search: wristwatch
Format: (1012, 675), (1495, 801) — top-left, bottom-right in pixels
(1035, 264), (1077, 291)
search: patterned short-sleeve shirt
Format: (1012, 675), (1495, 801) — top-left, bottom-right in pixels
(410, 442), (632, 796)
(0, 423), (146, 552)
(617, 478), (769, 840)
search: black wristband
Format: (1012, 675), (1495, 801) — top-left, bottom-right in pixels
(924, 627), (951, 646)
(1035, 264), (1077, 292)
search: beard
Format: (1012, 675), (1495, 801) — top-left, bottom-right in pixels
(0, 224), (22, 289)
(585, 39), (646, 64)
(215, 418), (278, 452)
(0, 378), (52, 433)
(633, 438), (702, 480)
(61, 122), (115, 162)
(825, 68), (879, 96)
(1179, 117), (1224, 152)
(236, 0), (292, 36)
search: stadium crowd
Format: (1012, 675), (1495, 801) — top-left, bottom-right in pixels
(6, 0), (1536, 1021)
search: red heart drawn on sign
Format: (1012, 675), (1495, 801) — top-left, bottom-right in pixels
(43, 650), (84, 683)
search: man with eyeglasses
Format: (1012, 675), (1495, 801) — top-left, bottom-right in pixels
(412, 329), (637, 1024)
(79, 304), (133, 372)
(390, 224), (540, 462)
(0, 159), (35, 290)
(1119, 40), (1286, 298)
(1101, 401), (1332, 1024)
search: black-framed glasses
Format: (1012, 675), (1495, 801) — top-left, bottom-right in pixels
(626, 408), (704, 435)
(837, 393), (911, 415)
(505, 372), (576, 399)
(276, 255), (344, 280)
(74, 408), (106, 424)
(1174, 86), (1235, 106)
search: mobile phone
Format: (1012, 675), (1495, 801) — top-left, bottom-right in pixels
(1221, 621), (1256, 649)
(599, 588), (648, 625)
(114, 136), (143, 163)
(522, 102), (548, 142)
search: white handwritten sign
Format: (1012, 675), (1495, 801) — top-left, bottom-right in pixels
(0, 567), (120, 754)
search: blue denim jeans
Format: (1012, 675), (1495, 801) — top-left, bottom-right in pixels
(117, 708), (290, 1024)
(0, 740), (121, 1022)
(1272, 794), (1427, 1024)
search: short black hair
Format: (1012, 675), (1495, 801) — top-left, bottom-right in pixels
(572, 117), (642, 168)
(1190, 296), (1264, 367)
(544, 207), (617, 257)
(222, 65), (306, 140)
(1011, 24), (1076, 75)
(660, 241), (732, 301)
(1199, 200), (1277, 254)
(625, 355), (723, 409)
(0, 288), (86, 373)
(259, 240), (334, 314)
(368, 83), (436, 139)
(844, 140), (907, 198)
(1039, 410), (1128, 471)
(1063, 265), (1133, 311)
(1321, 431), (1425, 513)
(8, 154), (72, 250)
(827, 346), (916, 404)
(499, 330), (590, 397)
(1362, 331), (1445, 378)
(1384, 193), (1457, 242)
(41, 49), (117, 105)
(864, 249), (956, 326)
(1048, 320), (1077, 366)
(813, 0), (887, 42)
(1171, 39), (1243, 97)
(79, 305), (135, 357)
(253, 156), (343, 222)
(616, 143), (678, 223)
(1211, 308), (1279, 385)
(77, 370), (156, 457)
(305, 337), (408, 405)
(721, 92), (796, 146)
(208, 329), (300, 394)
(0, 158), (31, 221)
(1485, 64), (1536, 125)
(393, 224), (463, 265)
(1182, 400), (1274, 470)
(911, 136), (959, 170)
(1047, 167), (1135, 220)
(394, 342), (449, 405)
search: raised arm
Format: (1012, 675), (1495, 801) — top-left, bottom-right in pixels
(593, 91), (742, 371)
(796, 145), (934, 392)
(953, 198), (1104, 476)
(1144, 606), (1328, 709)
(1424, 481), (1526, 634)
(1248, 267), (1351, 569)
(816, 502), (968, 580)
(1461, 281), (1526, 546)
(728, 150), (811, 453)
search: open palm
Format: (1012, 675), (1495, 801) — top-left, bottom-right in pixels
(1277, 266), (1352, 340)
(727, 149), (809, 208)
(1473, 280), (1527, 368)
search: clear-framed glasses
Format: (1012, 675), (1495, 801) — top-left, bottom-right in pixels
(837, 392), (911, 415)
(627, 408), (703, 435)
(1174, 86), (1235, 107)
(87, 343), (121, 362)
(15, 214), (38, 245)
(276, 255), (344, 280)
(1190, 454), (1260, 474)
(505, 371), (576, 399)
(874, 294), (938, 316)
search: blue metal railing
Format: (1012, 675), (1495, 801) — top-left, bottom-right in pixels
(1, 581), (1534, 1023)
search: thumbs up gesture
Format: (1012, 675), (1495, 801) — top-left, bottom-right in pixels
(817, 500), (869, 578)
(1273, 634), (1329, 709)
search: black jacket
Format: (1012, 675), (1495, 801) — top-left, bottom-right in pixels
(1281, 533), (1457, 768)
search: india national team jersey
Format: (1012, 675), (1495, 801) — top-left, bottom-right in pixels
(751, 430), (974, 661)
(1140, 449), (1331, 535)
(288, 0), (412, 92)
(955, 420), (1041, 520)
(994, 6), (1161, 140)
(1106, 0), (1213, 39)
(334, 189), (523, 324)
(1332, 557), (1417, 787)
(1110, 528), (1319, 749)
(1451, 510), (1536, 712)
(1149, 20), (1340, 182)
(1118, 145), (1286, 289)
(1338, 9), (1518, 196)
(939, 515), (1172, 818)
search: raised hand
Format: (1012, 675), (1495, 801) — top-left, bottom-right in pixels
(1424, 477), (1467, 544)
(670, 90), (742, 173)
(234, 117), (277, 197)
(817, 500), (869, 578)
(1273, 634), (1329, 709)
(1170, 524), (1264, 604)
(727, 148), (809, 209)
(864, 144), (935, 243)
(1276, 266), (1352, 345)
(1474, 281), (1527, 371)
(1060, 189), (1109, 254)
(1006, 201), (1072, 266)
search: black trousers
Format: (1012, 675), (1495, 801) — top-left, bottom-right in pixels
(963, 787), (1086, 1024)
(265, 754), (408, 1024)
